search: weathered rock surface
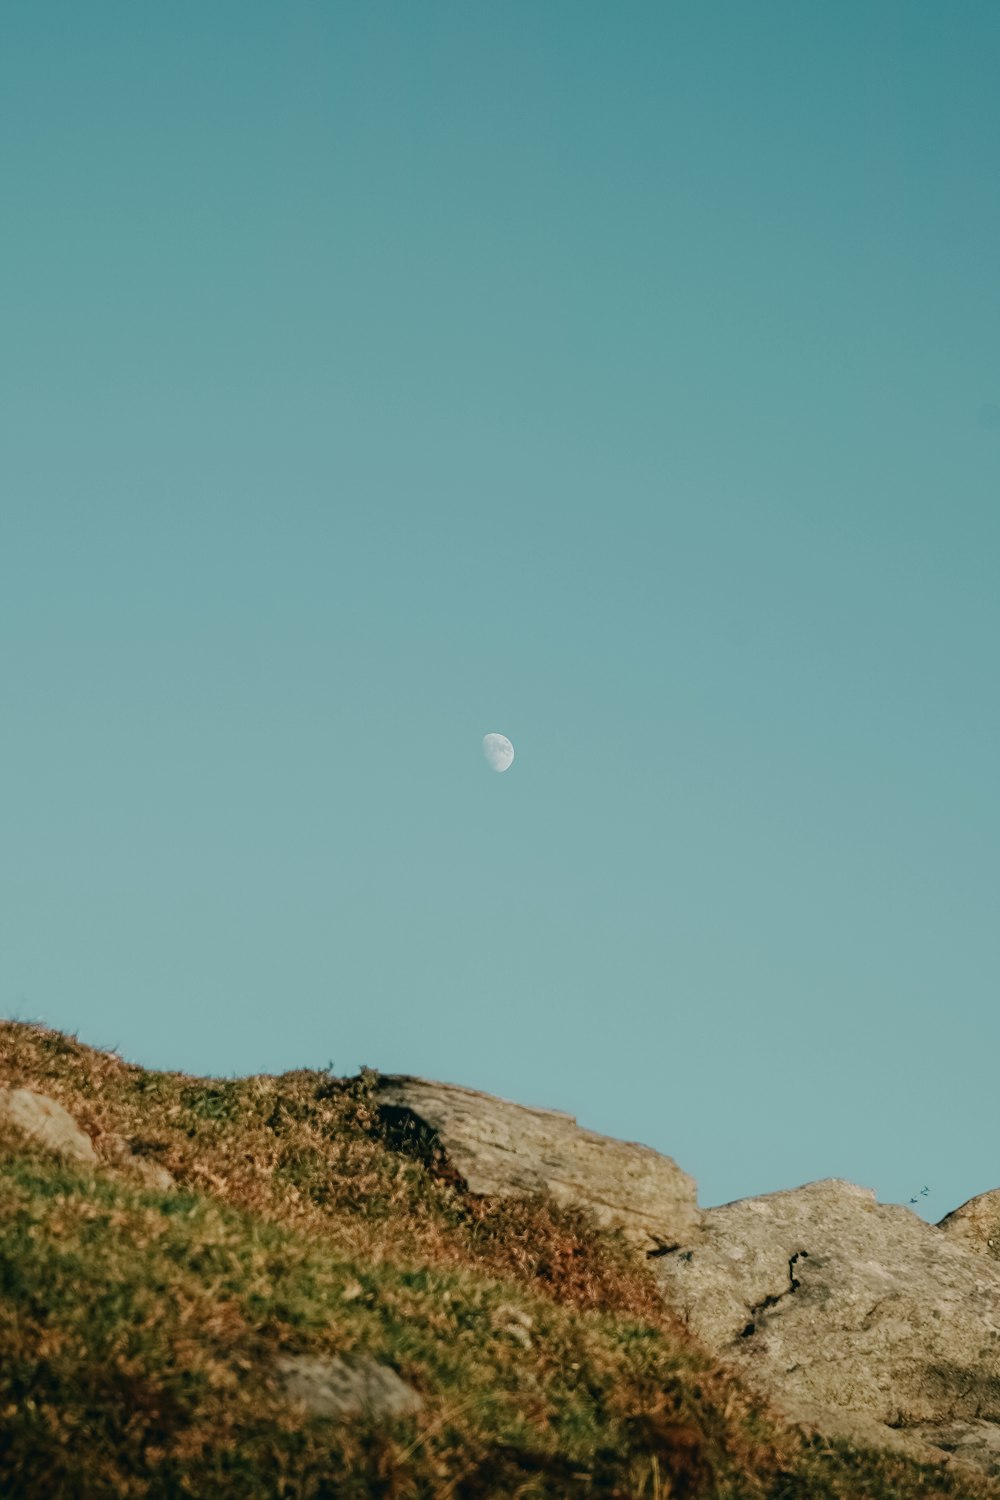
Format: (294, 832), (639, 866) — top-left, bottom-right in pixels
(906, 1419), (1000, 1476)
(938, 1188), (1000, 1259)
(0, 1087), (96, 1164)
(652, 1178), (1000, 1475)
(372, 1074), (1000, 1474)
(374, 1074), (699, 1250)
(277, 1353), (422, 1421)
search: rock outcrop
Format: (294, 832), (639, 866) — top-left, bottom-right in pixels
(276, 1353), (422, 1421)
(938, 1189), (1000, 1259)
(374, 1074), (700, 1251)
(651, 1178), (1000, 1475)
(0, 1086), (97, 1164)
(371, 1076), (1000, 1479)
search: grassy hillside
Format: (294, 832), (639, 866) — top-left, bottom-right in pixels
(0, 1020), (993, 1499)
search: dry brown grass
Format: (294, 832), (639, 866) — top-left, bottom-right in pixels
(0, 1022), (673, 1327)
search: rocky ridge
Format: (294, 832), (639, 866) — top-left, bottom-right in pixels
(3, 1066), (999, 1481)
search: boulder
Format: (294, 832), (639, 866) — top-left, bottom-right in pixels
(0, 1087), (96, 1164)
(374, 1074), (699, 1251)
(938, 1189), (1000, 1259)
(276, 1353), (422, 1421)
(652, 1178), (1000, 1474)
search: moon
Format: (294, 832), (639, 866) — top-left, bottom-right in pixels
(482, 732), (514, 773)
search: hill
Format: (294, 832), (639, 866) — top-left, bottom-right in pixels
(0, 1019), (994, 1499)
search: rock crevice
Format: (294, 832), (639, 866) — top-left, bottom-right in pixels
(739, 1250), (809, 1338)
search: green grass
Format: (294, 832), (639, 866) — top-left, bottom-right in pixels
(0, 1020), (994, 1499)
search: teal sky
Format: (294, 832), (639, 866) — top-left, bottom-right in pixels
(3, 4), (999, 1220)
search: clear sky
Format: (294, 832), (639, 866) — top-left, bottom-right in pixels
(3, 4), (998, 1221)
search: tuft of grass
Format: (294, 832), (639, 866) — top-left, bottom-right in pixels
(0, 1020), (995, 1499)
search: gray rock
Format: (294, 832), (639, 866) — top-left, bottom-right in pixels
(374, 1074), (699, 1251)
(372, 1076), (1000, 1475)
(0, 1087), (96, 1164)
(939, 1189), (1000, 1258)
(277, 1353), (422, 1421)
(652, 1178), (1000, 1472)
(906, 1419), (1000, 1477)
(775, 1398), (953, 1466)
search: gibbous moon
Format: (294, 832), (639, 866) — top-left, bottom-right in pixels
(482, 732), (514, 773)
